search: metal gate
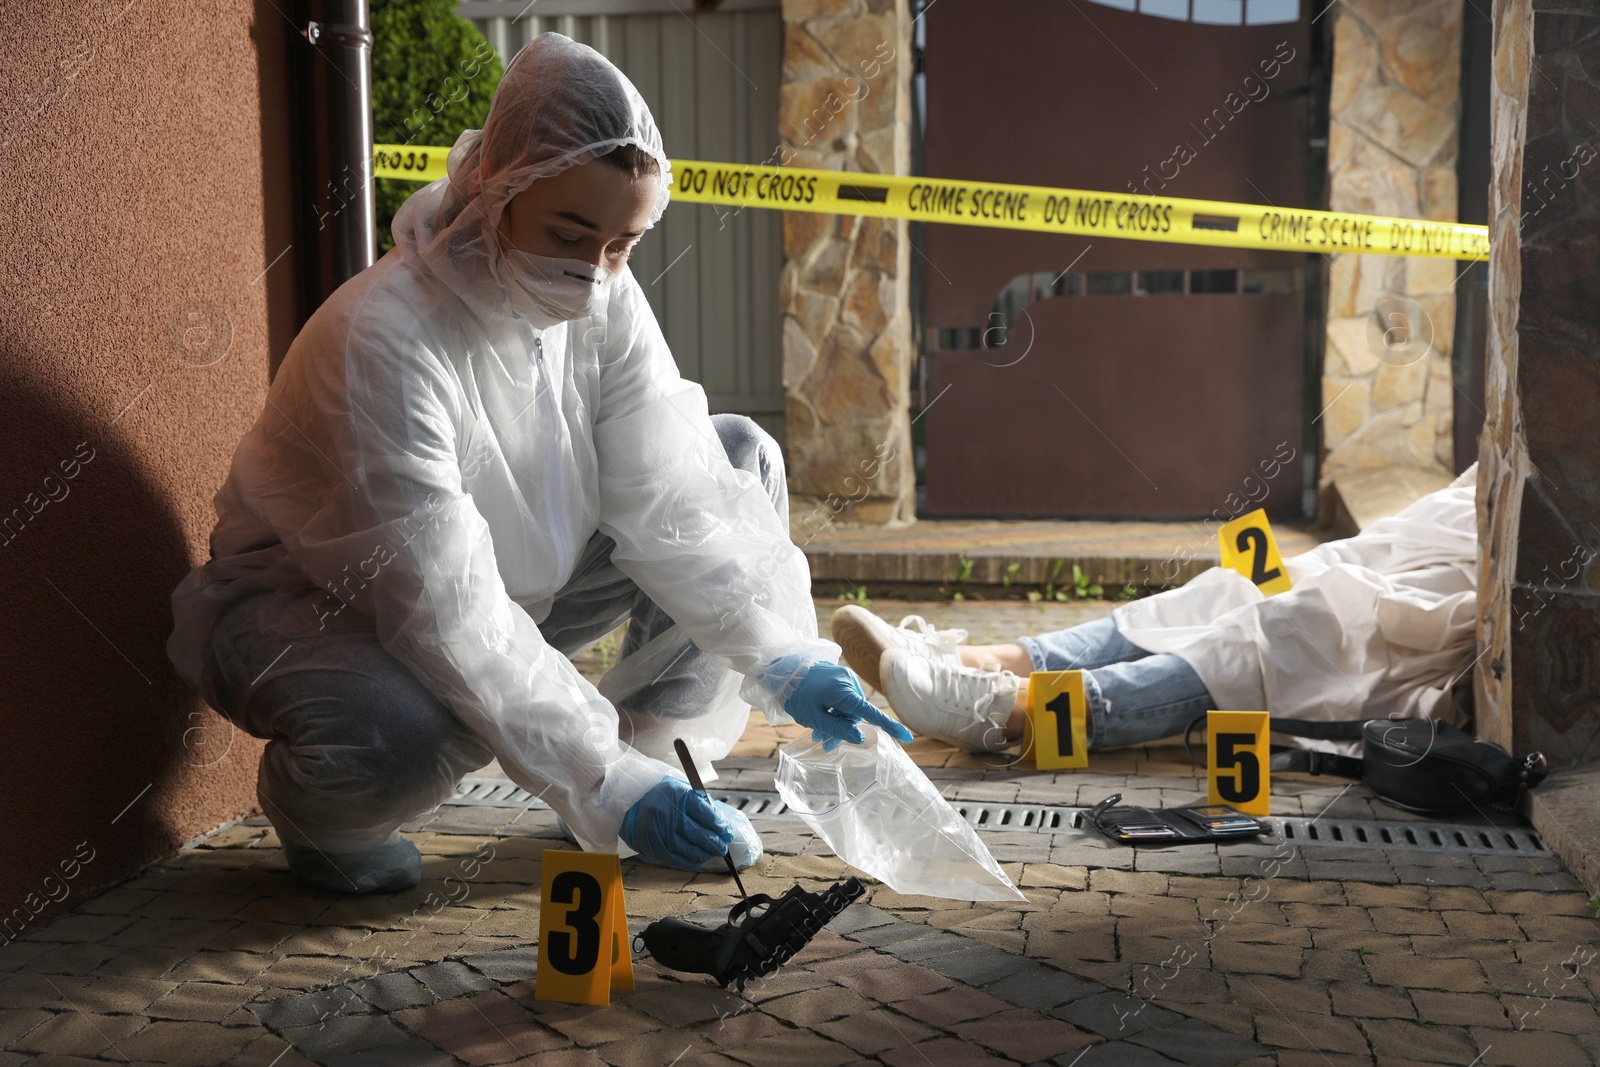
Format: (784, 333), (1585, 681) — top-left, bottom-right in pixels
(918, 0), (1316, 518)
(457, 0), (787, 445)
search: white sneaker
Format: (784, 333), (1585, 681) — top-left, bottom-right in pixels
(831, 605), (969, 693)
(879, 647), (1023, 754)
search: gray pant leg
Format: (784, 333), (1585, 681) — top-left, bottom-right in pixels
(205, 586), (494, 852)
(542, 414), (789, 758)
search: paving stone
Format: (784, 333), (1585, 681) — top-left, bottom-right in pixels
(114, 1019), (260, 1065)
(279, 1012), (415, 1059)
(1133, 849), (1223, 876)
(411, 960), (500, 998)
(1343, 883), (1431, 908)
(918, 942), (1034, 986)
(591, 1029), (714, 1067)
(1305, 861), (1400, 884)
(0, 1008), (48, 1046)
(1440, 910), (1523, 940)
(0, 975), (94, 1011)
(1326, 979), (1413, 1019)
(810, 1009), (939, 1056)
(625, 982), (744, 1026)
(1227, 974), (1329, 1015)
(1497, 993), (1600, 1034)
(721, 1028), (858, 1067)
(1468, 1025), (1592, 1066)
(1411, 935), (1519, 962)
(322, 1036), (462, 1067)
(804, 950), (900, 981)
(1394, 865), (1492, 888)
(495, 1050), (605, 1067)
(15, 943), (122, 976)
(846, 923), (933, 949)
(979, 962), (1100, 1010)
(161, 948), (277, 985)
(8, 1009), (149, 1057)
(1512, 912), (1600, 942)
(1252, 1008), (1368, 1054)
(699, 1009), (787, 1046)
(954, 1006), (1099, 1060)
(396, 991), (569, 1065)
(1051, 842), (1135, 870)
(349, 969), (437, 1012)
(1207, 939), (1302, 977)
(1408, 989), (1507, 1028)
(1057, 990), (1180, 1037)
(738, 968), (835, 1003)
(1062, 1040), (1178, 1066)
(882, 932), (975, 964)
(877, 1037), (1009, 1066)
(252, 955), (357, 991)
(543, 1005), (662, 1045)
(762, 985), (877, 1026)
(457, 947), (541, 985)
(146, 980), (260, 1021)
(210, 922), (303, 954)
(230, 1031), (322, 1067)
(1362, 952), (1488, 992)
(832, 961), (952, 1002)
(1485, 870), (1582, 892)
(250, 986), (369, 1030)
(894, 985), (1012, 1026)
(1360, 1017), (1478, 1063)
(1167, 1000), (1259, 1041)
(1127, 1016), (1270, 1066)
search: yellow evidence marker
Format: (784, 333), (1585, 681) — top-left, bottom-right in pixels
(1206, 711), (1271, 817)
(534, 849), (634, 1006)
(1218, 508), (1292, 596)
(1025, 670), (1090, 770)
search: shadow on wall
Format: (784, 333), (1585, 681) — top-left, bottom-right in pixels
(0, 366), (259, 939)
(0, 0), (306, 942)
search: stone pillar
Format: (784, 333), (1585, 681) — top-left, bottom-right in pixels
(778, 0), (916, 533)
(1319, 0), (1463, 489)
(1476, 0), (1600, 765)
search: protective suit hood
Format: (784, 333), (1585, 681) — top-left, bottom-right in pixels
(391, 32), (673, 323)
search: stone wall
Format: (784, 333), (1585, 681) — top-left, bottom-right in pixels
(1319, 0), (1463, 488)
(1476, 0), (1600, 766)
(778, 0), (916, 534)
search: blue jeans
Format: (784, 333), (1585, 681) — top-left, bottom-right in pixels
(1017, 616), (1214, 750)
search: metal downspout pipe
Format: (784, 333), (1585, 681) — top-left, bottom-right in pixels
(291, 0), (376, 326)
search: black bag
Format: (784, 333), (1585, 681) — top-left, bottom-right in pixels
(1185, 716), (1547, 816)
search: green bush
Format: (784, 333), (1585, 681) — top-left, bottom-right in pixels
(370, 0), (503, 253)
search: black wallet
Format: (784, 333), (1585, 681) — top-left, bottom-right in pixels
(1088, 793), (1269, 846)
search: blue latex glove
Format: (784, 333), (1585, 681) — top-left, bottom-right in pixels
(619, 775), (736, 869)
(777, 659), (915, 751)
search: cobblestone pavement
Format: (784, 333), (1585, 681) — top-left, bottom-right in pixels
(2, 601), (1597, 1066)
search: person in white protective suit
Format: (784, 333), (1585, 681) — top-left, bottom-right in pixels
(837, 466), (1479, 755)
(167, 33), (909, 894)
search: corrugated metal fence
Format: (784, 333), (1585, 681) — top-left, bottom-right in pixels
(457, 0), (787, 445)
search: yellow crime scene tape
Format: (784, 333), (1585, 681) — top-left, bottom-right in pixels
(373, 144), (1488, 261)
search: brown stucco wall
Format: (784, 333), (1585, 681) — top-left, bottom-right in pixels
(0, 1), (297, 932)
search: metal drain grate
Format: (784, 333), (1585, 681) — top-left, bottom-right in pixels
(446, 780), (1548, 857)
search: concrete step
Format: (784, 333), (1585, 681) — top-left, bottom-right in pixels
(802, 518), (1329, 599)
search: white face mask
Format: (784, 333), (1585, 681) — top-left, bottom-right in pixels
(498, 242), (613, 327)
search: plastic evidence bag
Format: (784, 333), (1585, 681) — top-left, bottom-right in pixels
(775, 725), (1025, 901)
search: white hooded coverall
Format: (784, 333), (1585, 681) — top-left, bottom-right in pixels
(167, 33), (838, 856)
